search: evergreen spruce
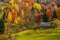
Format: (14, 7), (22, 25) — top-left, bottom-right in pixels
(52, 10), (57, 19)
(42, 9), (48, 22)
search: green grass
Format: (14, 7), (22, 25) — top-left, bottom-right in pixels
(11, 28), (60, 40)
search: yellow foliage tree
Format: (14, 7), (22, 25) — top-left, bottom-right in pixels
(33, 3), (42, 10)
(8, 12), (12, 22)
(21, 10), (25, 18)
(9, 0), (14, 6)
(14, 17), (21, 24)
(13, 4), (19, 12)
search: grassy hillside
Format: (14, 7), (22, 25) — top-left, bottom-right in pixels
(11, 28), (60, 40)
